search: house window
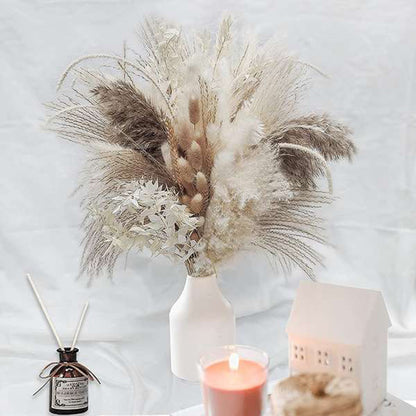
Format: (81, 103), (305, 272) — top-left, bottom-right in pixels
(317, 349), (330, 366)
(292, 344), (305, 361)
(341, 356), (354, 373)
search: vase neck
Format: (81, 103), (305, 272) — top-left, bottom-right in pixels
(183, 274), (219, 295)
(186, 273), (216, 280)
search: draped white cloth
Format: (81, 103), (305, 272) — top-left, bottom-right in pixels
(1, 1), (415, 415)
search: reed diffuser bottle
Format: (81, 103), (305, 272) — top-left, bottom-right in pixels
(48, 348), (89, 414)
(27, 274), (100, 414)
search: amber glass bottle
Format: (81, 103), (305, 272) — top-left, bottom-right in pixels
(49, 348), (88, 414)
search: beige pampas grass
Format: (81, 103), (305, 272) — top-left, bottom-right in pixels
(268, 114), (356, 189)
(278, 143), (334, 193)
(91, 81), (169, 161)
(49, 15), (355, 278)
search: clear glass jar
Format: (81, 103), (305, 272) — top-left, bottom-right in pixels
(199, 345), (269, 416)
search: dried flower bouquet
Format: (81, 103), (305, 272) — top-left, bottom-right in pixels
(48, 16), (355, 278)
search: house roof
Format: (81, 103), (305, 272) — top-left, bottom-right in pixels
(286, 280), (391, 346)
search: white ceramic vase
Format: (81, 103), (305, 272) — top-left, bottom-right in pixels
(169, 273), (236, 381)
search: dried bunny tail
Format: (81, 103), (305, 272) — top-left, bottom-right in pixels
(195, 171), (209, 196)
(92, 80), (169, 161)
(168, 99), (215, 221)
(278, 143), (333, 193)
(188, 96), (200, 125)
(56, 53), (174, 118)
(177, 122), (193, 151)
(189, 193), (203, 214)
(177, 157), (194, 184)
(187, 141), (202, 170)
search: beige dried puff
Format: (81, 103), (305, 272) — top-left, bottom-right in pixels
(271, 373), (362, 416)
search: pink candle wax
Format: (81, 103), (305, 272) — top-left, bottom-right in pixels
(202, 357), (267, 416)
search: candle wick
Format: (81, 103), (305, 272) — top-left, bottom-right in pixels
(229, 353), (240, 371)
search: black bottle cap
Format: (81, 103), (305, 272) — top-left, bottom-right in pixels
(57, 347), (79, 363)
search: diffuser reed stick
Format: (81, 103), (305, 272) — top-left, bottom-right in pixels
(26, 273), (65, 350)
(70, 301), (89, 351)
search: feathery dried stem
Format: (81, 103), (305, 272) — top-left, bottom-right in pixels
(56, 53), (174, 118)
(45, 104), (97, 125)
(278, 143), (333, 193)
(268, 114), (355, 189)
(92, 80), (169, 161)
(213, 15), (233, 76)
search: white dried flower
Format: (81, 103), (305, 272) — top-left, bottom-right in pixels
(84, 179), (205, 275)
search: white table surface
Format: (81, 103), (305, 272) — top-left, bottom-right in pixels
(170, 392), (416, 416)
(99, 385), (416, 416)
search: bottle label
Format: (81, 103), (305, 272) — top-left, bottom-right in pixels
(51, 377), (88, 410)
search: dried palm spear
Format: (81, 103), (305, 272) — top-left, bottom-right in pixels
(48, 16), (355, 278)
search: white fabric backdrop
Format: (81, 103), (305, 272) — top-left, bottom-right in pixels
(1, 0), (416, 415)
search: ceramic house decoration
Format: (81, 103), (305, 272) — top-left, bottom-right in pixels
(286, 280), (391, 416)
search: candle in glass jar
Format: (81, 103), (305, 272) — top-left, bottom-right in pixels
(199, 346), (268, 416)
